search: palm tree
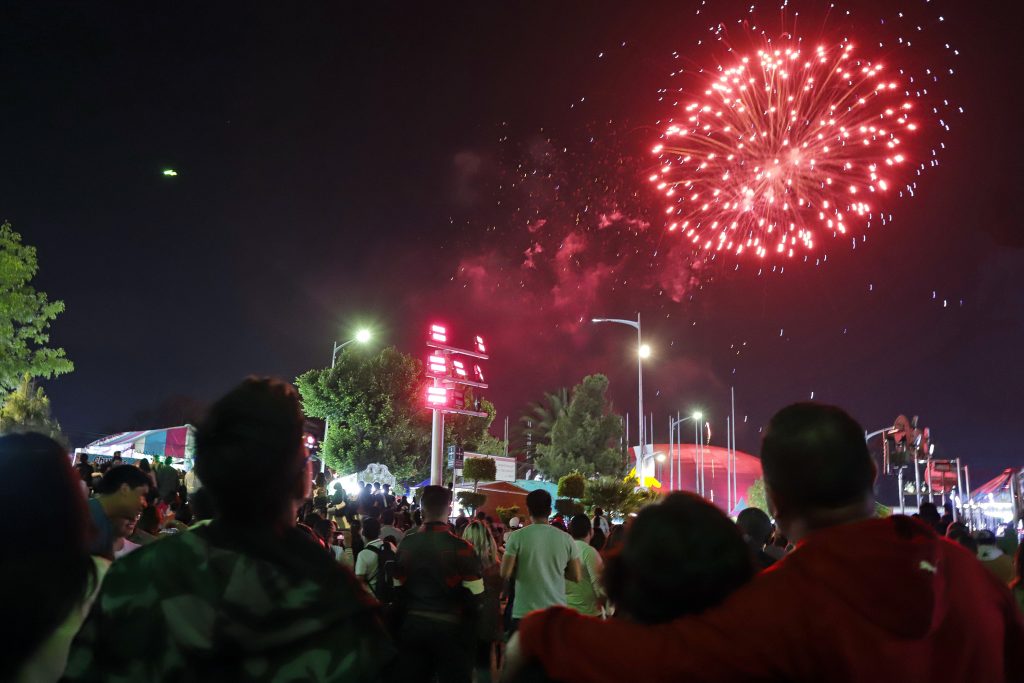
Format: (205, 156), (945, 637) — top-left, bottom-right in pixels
(519, 387), (569, 453)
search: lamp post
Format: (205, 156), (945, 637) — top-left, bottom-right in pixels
(640, 451), (665, 486)
(669, 412), (702, 493)
(592, 314), (645, 486)
(322, 329), (373, 471)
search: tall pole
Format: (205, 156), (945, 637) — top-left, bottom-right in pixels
(726, 416), (732, 513)
(668, 416), (674, 491)
(730, 387), (737, 511)
(636, 313), (644, 485)
(429, 376), (445, 485)
(322, 340), (341, 474)
(694, 419), (701, 497)
(913, 454), (923, 510)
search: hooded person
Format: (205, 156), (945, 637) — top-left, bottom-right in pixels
(64, 378), (395, 682)
(506, 402), (1024, 683)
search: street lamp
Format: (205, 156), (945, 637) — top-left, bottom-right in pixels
(330, 328), (373, 366)
(592, 314), (645, 485)
(638, 451), (666, 487)
(322, 328), (374, 471)
(669, 412), (703, 495)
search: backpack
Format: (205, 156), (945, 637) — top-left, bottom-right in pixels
(365, 541), (397, 604)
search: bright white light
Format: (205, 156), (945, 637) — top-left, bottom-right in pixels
(656, 453), (666, 462)
(693, 411), (703, 420)
(355, 329), (372, 343)
(638, 344), (652, 359)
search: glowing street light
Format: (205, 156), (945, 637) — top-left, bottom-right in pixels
(162, 169), (178, 177)
(592, 314), (647, 484)
(330, 328), (373, 365)
(322, 327), (375, 472)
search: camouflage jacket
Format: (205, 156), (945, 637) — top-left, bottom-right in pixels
(63, 521), (395, 682)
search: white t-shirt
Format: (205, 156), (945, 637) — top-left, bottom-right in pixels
(505, 523), (580, 618)
(355, 538), (384, 587)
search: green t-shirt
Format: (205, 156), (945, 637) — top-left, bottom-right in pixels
(505, 523), (579, 619)
(566, 539), (604, 616)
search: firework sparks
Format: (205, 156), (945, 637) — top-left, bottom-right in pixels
(652, 40), (918, 260)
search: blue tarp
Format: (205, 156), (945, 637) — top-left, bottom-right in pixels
(514, 479), (559, 498)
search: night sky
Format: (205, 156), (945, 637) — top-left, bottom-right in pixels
(2, 1), (1020, 488)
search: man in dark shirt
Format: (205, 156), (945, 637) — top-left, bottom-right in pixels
(74, 452), (94, 487)
(394, 485), (483, 683)
(155, 456), (180, 502)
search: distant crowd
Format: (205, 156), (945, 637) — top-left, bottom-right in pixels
(2, 377), (1022, 683)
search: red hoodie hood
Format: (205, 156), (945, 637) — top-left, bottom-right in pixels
(783, 515), (950, 639)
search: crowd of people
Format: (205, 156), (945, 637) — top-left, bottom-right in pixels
(2, 377), (1023, 682)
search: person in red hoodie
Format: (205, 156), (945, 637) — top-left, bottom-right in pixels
(506, 402), (1024, 683)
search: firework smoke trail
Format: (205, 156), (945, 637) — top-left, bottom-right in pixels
(652, 40), (919, 261)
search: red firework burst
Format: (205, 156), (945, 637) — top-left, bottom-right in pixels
(652, 40), (918, 260)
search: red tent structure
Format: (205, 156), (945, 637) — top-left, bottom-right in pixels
(459, 481), (530, 520)
(633, 444), (763, 513)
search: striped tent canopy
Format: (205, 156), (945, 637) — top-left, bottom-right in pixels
(77, 425), (195, 463)
(970, 468), (1016, 502)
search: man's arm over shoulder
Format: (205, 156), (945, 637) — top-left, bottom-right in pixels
(513, 569), (796, 683)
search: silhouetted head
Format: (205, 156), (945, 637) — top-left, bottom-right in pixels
(0, 433), (96, 680)
(736, 507), (773, 547)
(195, 377), (308, 527)
(761, 403), (876, 540)
(526, 489), (552, 519)
(604, 493), (754, 624)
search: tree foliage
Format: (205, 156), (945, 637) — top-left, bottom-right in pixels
(554, 498), (585, 517)
(296, 347), (498, 485)
(534, 374), (623, 481)
(495, 505), (520, 525)
(296, 346), (430, 481)
(745, 477), (768, 513)
(582, 475), (659, 518)
(0, 374), (64, 443)
(557, 471), (586, 500)
(519, 387), (568, 450)
(456, 491), (487, 513)
(463, 456), (497, 491)
(583, 475), (634, 517)
(0, 222), (73, 391)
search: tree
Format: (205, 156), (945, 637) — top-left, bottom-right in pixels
(495, 505), (520, 525)
(463, 456), (497, 492)
(583, 475), (659, 519)
(534, 374), (623, 481)
(557, 471), (586, 500)
(520, 387), (568, 451)
(745, 478), (768, 513)
(456, 491), (487, 514)
(0, 222), (73, 391)
(296, 346), (430, 481)
(0, 374), (64, 443)
(555, 498), (584, 517)
(583, 475), (634, 518)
